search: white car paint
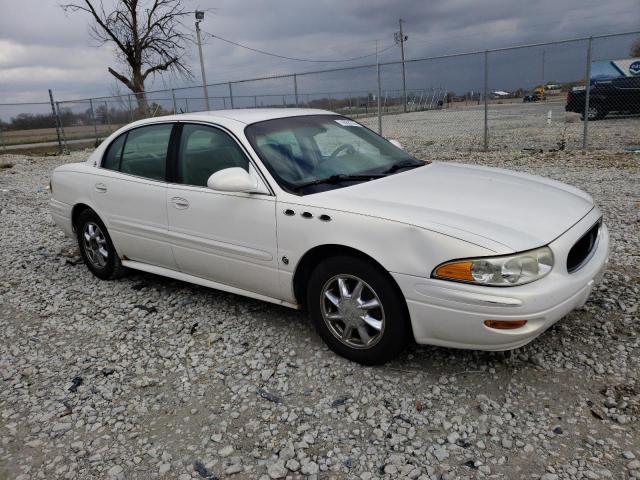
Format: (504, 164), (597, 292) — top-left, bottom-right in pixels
(49, 109), (609, 351)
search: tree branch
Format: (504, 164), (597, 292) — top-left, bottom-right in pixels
(108, 67), (135, 91)
(142, 57), (178, 81)
(62, 1), (128, 54)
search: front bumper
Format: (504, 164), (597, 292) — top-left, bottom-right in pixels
(393, 209), (609, 351)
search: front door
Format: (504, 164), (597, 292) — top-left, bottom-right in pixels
(166, 123), (280, 298)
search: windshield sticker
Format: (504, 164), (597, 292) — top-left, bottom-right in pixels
(334, 119), (362, 127)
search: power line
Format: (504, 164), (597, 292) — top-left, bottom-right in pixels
(203, 38), (398, 78)
(202, 31), (396, 63)
(409, 5), (639, 47)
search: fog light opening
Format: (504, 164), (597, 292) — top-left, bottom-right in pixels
(484, 319), (528, 330)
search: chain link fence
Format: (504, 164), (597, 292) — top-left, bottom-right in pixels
(1, 31), (639, 154)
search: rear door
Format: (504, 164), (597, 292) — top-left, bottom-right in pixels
(613, 76), (640, 112)
(165, 122), (280, 298)
(92, 122), (177, 270)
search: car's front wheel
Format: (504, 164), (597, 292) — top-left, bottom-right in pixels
(75, 209), (125, 280)
(307, 255), (409, 365)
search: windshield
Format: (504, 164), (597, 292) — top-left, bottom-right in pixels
(245, 115), (425, 194)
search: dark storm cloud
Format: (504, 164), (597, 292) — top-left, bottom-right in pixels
(0, 0), (639, 103)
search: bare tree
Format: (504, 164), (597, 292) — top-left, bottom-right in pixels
(62, 0), (192, 111)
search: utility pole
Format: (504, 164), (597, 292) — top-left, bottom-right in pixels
(195, 10), (210, 110)
(394, 19), (408, 113)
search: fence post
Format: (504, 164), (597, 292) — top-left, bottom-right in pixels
(483, 50), (489, 151)
(377, 59), (382, 135)
(293, 74), (299, 107)
(0, 128), (7, 152)
(171, 89), (177, 114)
(582, 37), (593, 151)
(104, 101), (111, 133)
(254, 95), (258, 108)
(48, 89), (64, 154)
(127, 94), (133, 121)
(55, 101), (69, 153)
(185, 98), (190, 112)
(228, 82), (234, 109)
(89, 98), (99, 146)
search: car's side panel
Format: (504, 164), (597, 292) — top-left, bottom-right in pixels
(276, 201), (495, 304)
(89, 168), (177, 270)
(165, 184), (280, 298)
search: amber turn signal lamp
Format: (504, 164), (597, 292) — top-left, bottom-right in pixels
(434, 261), (474, 281)
(483, 320), (528, 330)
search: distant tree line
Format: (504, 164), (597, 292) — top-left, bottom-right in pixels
(0, 103), (170, 131)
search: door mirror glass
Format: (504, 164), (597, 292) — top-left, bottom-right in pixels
(207, 167), (259, 193)
(389, 139), (403, 150)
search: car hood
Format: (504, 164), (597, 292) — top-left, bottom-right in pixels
(299, 162), (594, 253)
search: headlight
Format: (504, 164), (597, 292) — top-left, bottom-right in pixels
(432, 246), (554, 286)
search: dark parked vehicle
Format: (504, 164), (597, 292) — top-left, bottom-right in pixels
(522, 92), (541, 103)
(566, 76), (640, 120)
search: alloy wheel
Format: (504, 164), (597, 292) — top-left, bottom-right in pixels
(320, 274), (385, 349)
(82, 222), (109, 268)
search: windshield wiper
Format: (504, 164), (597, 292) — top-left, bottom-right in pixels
(381, 160), (424, 175)
(292, 173), (384, 191)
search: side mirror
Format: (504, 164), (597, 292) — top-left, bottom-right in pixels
(207, 167), (259, 193)
(389, 139), (403, 150)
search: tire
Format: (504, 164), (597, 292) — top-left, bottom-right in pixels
(75, 209), (125, 280)
(306, 255), (409, 365)
(581, 104), (606, 121)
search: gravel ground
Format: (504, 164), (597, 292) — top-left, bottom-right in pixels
(360, 101), (640, 152)
(0, 146), (639, 480)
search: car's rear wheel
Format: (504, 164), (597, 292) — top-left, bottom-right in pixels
(75, 209), (125, 280)
(581, 104), (606, 121)
(307, 255), (409, 365)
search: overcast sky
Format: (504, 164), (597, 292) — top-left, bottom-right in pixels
(0, 0), (639, 106)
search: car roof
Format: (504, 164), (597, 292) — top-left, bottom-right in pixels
(132, 108), (335, 127)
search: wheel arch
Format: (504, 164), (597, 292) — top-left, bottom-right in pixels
(71, 202), (111, 240)
(71, 202), (96, 231)
(292, 244), (410, 320)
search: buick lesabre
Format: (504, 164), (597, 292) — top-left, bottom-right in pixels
(49, 109), (609, 364)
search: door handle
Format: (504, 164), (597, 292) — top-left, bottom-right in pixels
(171, 197), (189, 209)
(95, 183), (107, 193)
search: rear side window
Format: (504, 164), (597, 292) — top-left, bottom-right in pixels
(119, 124), (173, 181)
(102, 134), (125, 170)
(177, 124), (249, 187)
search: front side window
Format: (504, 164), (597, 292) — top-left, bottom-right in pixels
(245, 115), (424, 195)
(177, 124), (249, 187)
(119, 124), (173, 181)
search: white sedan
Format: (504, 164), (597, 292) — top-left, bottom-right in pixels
(49, 109), (609, 364)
